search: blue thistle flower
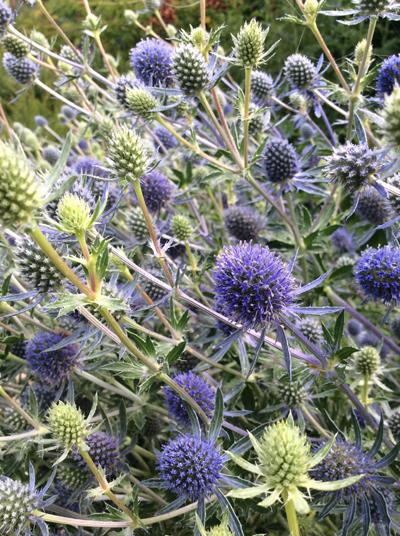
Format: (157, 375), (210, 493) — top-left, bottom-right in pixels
(3, 52), (39, 84)
(140, 170), (174, 212)
(73, 431), (120, 476)
(25, 332), (79, 386)
(157, 434), (224, 500)
(251, 70), (274, 105)
(213, 243), (296, 328)
(74, 157), (109, 179)
(263, 139), (299, 183)
(115, 74), (136, 108)
(347, 319), (363, 337)
(376, 54), (400, 97)
(164, 371), (215, 426)
(129, 38), (173, 87)
(283, 53), (317, 88)
(331, 227), (355, 254)
(43, 146), (61, 166)
(224, 205), (262, 241)
(357, 186), (393, 224)
(34, 115), (48, 128)
(154, 126), (179, 153)
(355, 246), (400, 303)
(0, 1), (13, 34)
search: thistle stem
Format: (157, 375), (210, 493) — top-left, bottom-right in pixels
(283, 490), (300, 536)
(243, 66), (252, 169)
(361, 374), (370, 406)
(200, 0), (206, 30)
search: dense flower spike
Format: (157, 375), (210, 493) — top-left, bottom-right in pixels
(126, 86), (159, 118)
(57, 193), (92, 234)
(357, 186), (393, 224)
(16, 235), (63, 293)
(164, 371), (215, 425)
(298, 317), (323, 344)
(224, 205), (261, 241)
(48, 401), (88, 449)
(213, 243), (296, 327)
(331, 227), (354, 253)
(129, 38), (173, 87)
(73, 432), (119, 476)
(388, 411), (400, 440)
(3, 52), (38, 84)
(0, 477), (39, 535)
(26, 331), (79, 385)
(140, 170), (174, 212)
(355, 246), (400, 303)
(356, 0), (393, 15)
(172, 214), (193, 241)
(376, 54), (400, 96)
(1, 35), (29, 58)
(157, 434), (224, 500)
(263, 138), (299, 183)
(251, 70), (274, 104)
(172, 44), (210, 95)
(277, 381), (307, 407)
(324, 142), (381, 191)
(126, 206), (148, 241)
(108, 126), (149, 182)
(354, 346), (381, 376)
(154, 125), (179, 152)
(0, 141), (42, 227)
(382, 86), (400, 149)
(283, 54), (316, 88)
(233, 19), (267, 67)
(0, 0), (12, 34)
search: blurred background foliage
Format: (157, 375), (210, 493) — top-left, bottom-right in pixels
(1, 0), (398, 127)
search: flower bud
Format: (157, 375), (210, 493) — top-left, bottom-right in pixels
(172, 214), (193, 241)
(354, 346), (380, 376)
(0, 477), (39, 535)
(382, 86), (400, 149)
(48, 401), (88, 449)
(190, 26), (208, 50)
(108, 126), (149, 183)
(126, 206), (149, 241)
(57, 193), (92, 234)
(1, 35), (29, 58)
(172, 44), (210, 95)
(233, 19), (267, 68)
(3, 52), (39, 84)
(354, 38), (372, 67)
(125, 87), (158, 118)
(83, 13), (100, 32)
(304, 0), (319, 16)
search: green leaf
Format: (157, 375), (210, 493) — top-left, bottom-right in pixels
(309, 434), (337, 468)
(46, 131), (72, 191)
(165, 341), (186, 366)
(228, 484), (269, 499)
(209, 388), (223, 443)
(100, 360), (145, 380)
(305, 474), (365, 491)
(333, 311), (344, 350)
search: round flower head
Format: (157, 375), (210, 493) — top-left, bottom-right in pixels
(298, 317), (323, 344)
(55, 464), (88, 507)
(331, 227), (354, 254)
(277, 381), (307, 408)
(233, 19), (267, 67)
(154, 125), (178, 153)
(354, 346), (381, 376)
(224, 205), (262, 241)
(263, 139), (299, 183)
(164, 371), (215, 426)
(284, 53), (316, 88)
(1, 35), (29, 58)
(214, 243), (296, 328)
(355, 0), (393, 15)
(207, 521), (233, 536)
(43, 146), (60, 166)
(126, 206), (148, 241)
(57, 193), (92, 234)
(3, 52), (39, 84)
(74, 157), (109, 180)
(355, 246), (400, 303)
(129, 38), (173, 87)
(125, 86), (159, 118)
(48, 401), (88, 449)
(157, 434), (223, 500)
(0, 0), (12, 33)
(26, 331), (79, 385)
(73, 432), (119, 476)
(16, 235), (64, 293)
(0, 477), (39, 535)
(140, 170), (174, 212)
(376, 54), (400, 97)
(382, 86), (400, 149)
(348, 319), (363, 337)
(172, 44), (210, 95)
(108, 126), (149, 183)
(357, 186), (393, 225)
(143, 279), (169, 302)
(0, 141), (42, 227)
(388, 411), (400, 440)
(324, 142), (381, 191)
(115, 74), (136, 108)
(172, 214), (193, 241)
(251, 70), (274, 104)
(35, 115), (48, 128)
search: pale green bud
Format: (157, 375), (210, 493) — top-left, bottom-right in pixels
(48, 401), (88, 449)
(57, 193), (92, 234)
(354, 38), (372, 67)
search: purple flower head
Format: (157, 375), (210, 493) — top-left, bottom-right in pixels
(0, 1), (13, 30)
(26, 332), (79, 386)
(376, 54), (400, 97)
(74, 157), (109, 179)
(157, 434), (224, 500)
(355, 246), (400, 303)
(213, 243), (296, 328)
(129, 38), (173, 87)
(263, 138), (299, 183)
(331, 227), (354, 254)
(154, 126), (179, 153)
(164, 371), (215, 426)
(22, 382), (61, 412)
(34, 115), (48, 128)
(224, 205), (262, 241)
(140, 170), (174, 212)
(73, 432), (119, 476)
(3, 52), (39, 84)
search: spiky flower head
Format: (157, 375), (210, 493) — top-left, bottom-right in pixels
(57, 193), (93, 234)
(3, 52), (38, 84)
(388, 411), (400, 440)
(164, 371), (215, 426)
(0, 1), (12, 33)
(324, 142), (381, 191)
(125, 86), (159, 118)
(140, 170), (174, 212)
(143, 279), (168, 302)
(126, 206), (148, 241)
(26, 331), (79, 385)
(115, 74), (136, 109)
(154, 125), (178, 152)
(382, 86), (400, 149)
(348, 319), (363, 337)
(263, 138), (299, 183)
(355, 246), (400, 303)
(355, 0), (393, 15)
(48, 401), (88, 449)
(354, 346), (381, 376)
(336, 254), (356, 268)
(174, 354), (198, 373)
(224, 205), (261, 241)
(73, 432), (119, 476)
(172, 214), (193, 241)
(172, 44), (210, 95)
(74, 156), (109, 180)
(233, 19), (267, 67)
(331, 227), (354, 254)
(284, 54), (316, 88)
(0, 477), (39, 535)
(108, 126), (149, 183)
(207, 520), (233, 536)
(248, 105), (265, 136)
(43, 146), (60, 165)
(16, 235), (63, 293)
(387, 173), (400, 212)
(214, 243), (296, 327)
(298, 317), (323, 344)
(129, 38), (173, 87)
(251, 70), (274, 104)
(0, 141), (42, 227)
(354, 38), (372, 67)
(357, 186), (393, 224)
(376, 54), (400, 97)
(157, 434), (224, 500)
(55, 464), (88, 505)
(1, 35), (29, 58)
(277, 381), (307, 408)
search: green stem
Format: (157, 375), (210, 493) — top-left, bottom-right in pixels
(283, 490), (301, 536)
(287, 194), (308, 280)
(185, 240), (198, 274)
(361, 374), (370, 406)
(200, 0), (206, 29)
(243, 67), (252, 169)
